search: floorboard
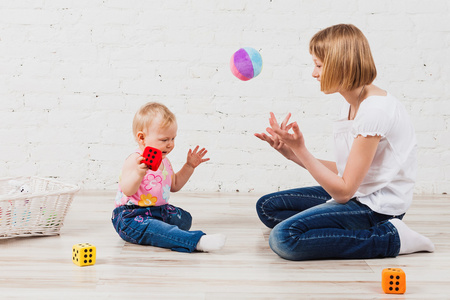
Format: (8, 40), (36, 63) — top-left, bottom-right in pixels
(0, 191), (448, 299)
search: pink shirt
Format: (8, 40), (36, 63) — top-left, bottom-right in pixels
(115, 156), (174, 207)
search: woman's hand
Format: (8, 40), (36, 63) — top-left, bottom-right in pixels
(255, 113), (299, 162)
(267, 112), (305, 150)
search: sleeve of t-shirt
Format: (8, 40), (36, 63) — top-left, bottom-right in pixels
(351, 107), (392, 138)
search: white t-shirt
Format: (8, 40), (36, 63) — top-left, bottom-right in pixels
(333, 93), (417, 216)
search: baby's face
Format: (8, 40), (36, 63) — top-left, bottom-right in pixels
(142, 120), (178, 158)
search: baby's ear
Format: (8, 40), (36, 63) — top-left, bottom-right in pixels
(136, 131), (145, 144)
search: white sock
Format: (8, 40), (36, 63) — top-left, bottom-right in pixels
(389, 218), (435, 255)
(196, 234), (226, 252)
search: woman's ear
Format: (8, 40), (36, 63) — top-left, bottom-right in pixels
(136, 131), (145, 146)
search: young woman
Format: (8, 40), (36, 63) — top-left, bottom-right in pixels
(255, 24), (434, 261)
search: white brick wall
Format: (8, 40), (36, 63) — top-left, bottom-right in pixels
(1, 0), (449, 194)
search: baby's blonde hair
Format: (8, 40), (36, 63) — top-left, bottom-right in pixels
(132, 102), (176, 138)
(309, 24), (377, 92)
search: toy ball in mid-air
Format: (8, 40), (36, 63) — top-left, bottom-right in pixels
(230, 47), (263, 81)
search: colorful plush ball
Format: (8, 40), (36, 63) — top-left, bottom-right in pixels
(230, 47), (263, 81)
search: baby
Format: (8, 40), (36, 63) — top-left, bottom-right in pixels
(111, 102), (226, 252)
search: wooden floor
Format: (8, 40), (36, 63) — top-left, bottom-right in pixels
(0, 191), (449, 299)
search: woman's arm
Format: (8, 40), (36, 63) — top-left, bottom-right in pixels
(268, 113), (380, 203)
(255, 113), (338, 174)
(292, 135), (380, 202)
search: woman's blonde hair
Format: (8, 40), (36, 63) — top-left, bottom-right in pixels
(132, 102), (176, 138)
(309, 24), (377, 92)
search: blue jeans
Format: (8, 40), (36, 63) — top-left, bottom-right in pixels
(256, 186), (402, 261)
(112, 204), (205, 253)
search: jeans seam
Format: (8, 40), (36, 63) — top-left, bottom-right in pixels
(260, 193), (330, 223)
(114, 210), (199, 248)
(288, 209), (373, 241)
(113, 215), (138, 244)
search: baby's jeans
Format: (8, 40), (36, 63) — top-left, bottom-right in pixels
(112, 204), (205, 253)
(256, 186), (403, 261)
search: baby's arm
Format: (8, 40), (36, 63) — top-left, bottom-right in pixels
(171, 146), (209, 192)
(119, 153), (148, 196)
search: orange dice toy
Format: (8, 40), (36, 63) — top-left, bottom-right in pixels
(382, 268), (406, 294)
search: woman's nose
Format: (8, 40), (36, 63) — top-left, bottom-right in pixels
(312, 69), (318, 78)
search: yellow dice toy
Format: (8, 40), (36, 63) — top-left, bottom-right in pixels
(72, 243), (96, 267)
(382, 268), (406, 294)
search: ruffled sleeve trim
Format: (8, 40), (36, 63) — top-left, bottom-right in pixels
(351, 103), (392, 139)
(352, 132), (386, 138)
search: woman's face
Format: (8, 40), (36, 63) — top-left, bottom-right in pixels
(311, 54), (337, 94)
(311, 55), (323, 82)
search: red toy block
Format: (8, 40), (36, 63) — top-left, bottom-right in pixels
(142, 147), (162, 171)
(382, 268), (406, 294)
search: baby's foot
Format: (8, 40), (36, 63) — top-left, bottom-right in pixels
(196, 234), (226, 252)
(389, 218), (435, 254)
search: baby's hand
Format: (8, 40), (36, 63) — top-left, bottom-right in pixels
(186, 146), (210, 168)
(119, 153), (149, 196)
(136, 155), (149, 176)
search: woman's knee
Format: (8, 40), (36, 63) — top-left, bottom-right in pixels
(268, 220), (312, 261)
(269, 223), (297, 260)
(256, 194), (277, 228)
(255, 194), (267, 217)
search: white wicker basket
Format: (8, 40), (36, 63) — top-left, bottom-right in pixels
(0, 176), (80, 239)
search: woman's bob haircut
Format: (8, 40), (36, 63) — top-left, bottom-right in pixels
(309, 24), (377, 92)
